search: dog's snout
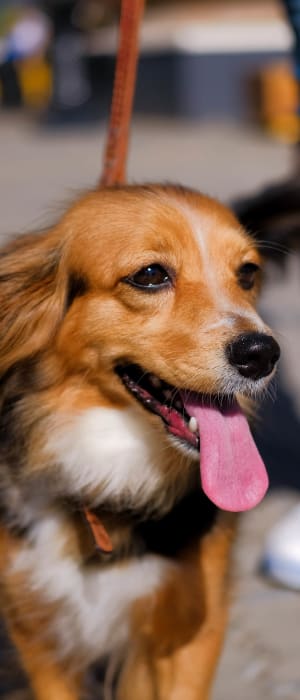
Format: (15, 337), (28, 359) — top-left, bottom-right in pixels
(226, 332), (280, 380)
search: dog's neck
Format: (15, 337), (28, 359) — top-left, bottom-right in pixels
(0, 467), (217, 567)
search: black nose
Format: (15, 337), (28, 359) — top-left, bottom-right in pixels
(226, 332), (280, 380)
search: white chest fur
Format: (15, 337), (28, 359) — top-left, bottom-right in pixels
(45, 407), (194, 515)
(11, 512), (173, 666)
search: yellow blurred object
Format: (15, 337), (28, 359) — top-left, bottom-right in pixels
(266, 113), (300, 144)
(260, 62), (300, 143)
(17, 56), (52, 108)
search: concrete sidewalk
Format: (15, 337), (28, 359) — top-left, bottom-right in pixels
(0, 114), (299, 700)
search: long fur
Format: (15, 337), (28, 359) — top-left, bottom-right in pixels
(0, 184), (277, 700)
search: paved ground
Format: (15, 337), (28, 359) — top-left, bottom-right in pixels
(0, 114), (299, 699)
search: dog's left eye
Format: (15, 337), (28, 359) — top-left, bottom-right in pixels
(124, 264), (172, 291)
(237, 262), (260, 290)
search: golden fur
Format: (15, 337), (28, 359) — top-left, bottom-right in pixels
(0, 185), (276, 699)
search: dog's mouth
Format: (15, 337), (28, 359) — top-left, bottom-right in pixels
(116, 363), (200, 453)
(116, 363), (269, 513)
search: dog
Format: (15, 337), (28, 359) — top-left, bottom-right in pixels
(0, 184), (280, 700)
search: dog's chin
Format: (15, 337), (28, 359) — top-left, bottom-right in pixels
(165, 432), (200, 460)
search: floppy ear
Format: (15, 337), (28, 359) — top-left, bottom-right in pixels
(0, 230), (67, 376)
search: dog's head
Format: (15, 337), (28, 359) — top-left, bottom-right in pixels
(0, 185), (280, 518)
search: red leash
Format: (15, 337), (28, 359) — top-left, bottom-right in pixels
(85, 1), (145, 553)
(100, 0), (145, 186)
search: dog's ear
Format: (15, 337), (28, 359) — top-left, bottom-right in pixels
(0, 231), (67, 376)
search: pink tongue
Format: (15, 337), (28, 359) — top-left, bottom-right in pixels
(182, 396), (268, 512)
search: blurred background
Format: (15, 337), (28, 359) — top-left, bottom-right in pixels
(0, 1), (300, 699)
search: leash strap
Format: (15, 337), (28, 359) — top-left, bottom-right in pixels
(100, 0), (145, 186)
(88, 1), (145, 552)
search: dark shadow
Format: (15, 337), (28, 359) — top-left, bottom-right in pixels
(0, 621), (30, 699)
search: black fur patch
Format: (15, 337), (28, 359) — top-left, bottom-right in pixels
(87, 490), (218, 564)
(66, 273), (88, 309)
(234, 178), (300, 263)
(136, 489), (217, 558)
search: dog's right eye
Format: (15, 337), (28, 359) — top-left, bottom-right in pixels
(123, 264), (172, 291)
(237, 262), (260, 290)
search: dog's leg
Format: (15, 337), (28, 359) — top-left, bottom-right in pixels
(118, 513), (236, 700)
(0, 527), (82, 700)
(8, 639), (81, 700)
(6, 627), (82, 700)
(3, 596), (83, 700)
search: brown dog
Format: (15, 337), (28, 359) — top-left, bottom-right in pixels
(0, 185), (279, 699)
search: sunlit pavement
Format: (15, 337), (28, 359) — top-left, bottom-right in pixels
(0, 114), (299, 699)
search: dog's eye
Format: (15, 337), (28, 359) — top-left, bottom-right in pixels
(124, 264), (172, 291)
(237, 262), (260, 290)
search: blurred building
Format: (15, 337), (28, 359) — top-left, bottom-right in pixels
(0, 0), (297, 136)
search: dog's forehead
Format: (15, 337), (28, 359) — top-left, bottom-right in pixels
(66, 189), (254, 277)
(166, 193), (251, 256)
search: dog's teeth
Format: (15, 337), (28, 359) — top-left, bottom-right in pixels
(149, 374), (161, 388)
(188, 416), (198, 433)
(164, 389), (173, 400)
